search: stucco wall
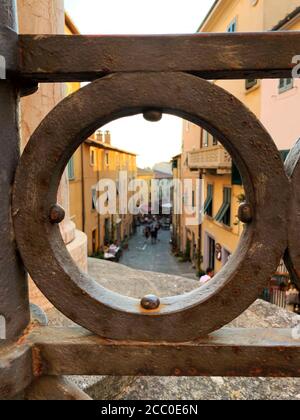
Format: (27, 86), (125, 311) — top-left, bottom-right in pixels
(260, 17), (300, 151)
(17, 0), (88, 310)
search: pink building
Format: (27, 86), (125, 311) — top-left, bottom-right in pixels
(261, 8), (300, 152)
(261, 77), (300, 152)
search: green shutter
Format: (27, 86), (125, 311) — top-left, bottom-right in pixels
(204, 184), (213, 215)
(245, 79), (257, 90)
(215, 188), (231, 224)
(232, 162), (242, 185)
(280, 150), (290, 163)
(279, 79), (293, 93)
(215, 202), (230, 223)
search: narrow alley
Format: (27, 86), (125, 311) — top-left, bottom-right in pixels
(120, 226), (197, 279)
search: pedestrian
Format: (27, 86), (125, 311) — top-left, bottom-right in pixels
(200, 268), (214, 286)
(150, 224), (157, 244)
(286, 284), (299, 313)
(144, 226), (150, 242)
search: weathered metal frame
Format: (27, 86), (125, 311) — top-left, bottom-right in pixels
(0, 0), (30, 342)
(16, 32), (300, 82)
(1, 0), (300, 400)
(12, 72), (289, 342)
(2, 325), (300, 400)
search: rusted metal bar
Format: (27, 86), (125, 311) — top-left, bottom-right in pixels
(12, 71), (288, 342)
(0, 341), (32, 400)
(25, 376), (92, 401)
(0, 0), (30, 340)
(17, 32), (300, 83)
(27, 326), (300, 378)
(2, 325), (300, 389)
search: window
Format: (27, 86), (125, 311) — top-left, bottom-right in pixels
(67, 156), (75, 180)
(90, 149), (96, 166)
(245, 79), (258, 90)
(215, 187), (231, 226)
(232, 162), (243, 186)
(212, 137), (218, 146)
(280, 150), (290, 163)
(208, 236), (216, 270)
(279, 78), (293, 93)
(202, 130), (209, 147)
(92, 187), (97, 210)
(227, 18), (237, 33)
(92, 229), (97, 254)
(105, 152), (109, 166)
(204, 184), (213, 217)
(192, 191), (195, 207)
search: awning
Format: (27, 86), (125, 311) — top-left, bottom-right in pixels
(215, 202), (230, 223)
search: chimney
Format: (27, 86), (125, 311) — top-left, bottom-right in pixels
(104, 130), (111, 145)
(96, 130), (103, 143)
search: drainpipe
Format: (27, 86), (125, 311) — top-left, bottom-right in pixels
(97, 166), (101, 251)
(81, 144), (86, 233)
(197, 170), (203, 275)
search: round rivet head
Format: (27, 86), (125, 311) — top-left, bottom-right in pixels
(49, 204), (65, 224)
(238, 202), (253, 224)
(143, 110), (163, 122)
(141, 295), (160, 310)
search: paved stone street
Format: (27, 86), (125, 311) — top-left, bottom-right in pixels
(120, 226), (197, 279)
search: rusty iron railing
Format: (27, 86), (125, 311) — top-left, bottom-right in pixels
(1, 0), (300, 400)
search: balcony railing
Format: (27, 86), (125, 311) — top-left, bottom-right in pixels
(188, 145), (232, 171)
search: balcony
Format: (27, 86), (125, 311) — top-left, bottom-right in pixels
(188, 145), (232, 173)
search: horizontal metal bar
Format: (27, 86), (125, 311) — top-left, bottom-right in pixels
(2, 325), (300, 398)
(30, 327), (300, 378)
(17, 32), (300, 82)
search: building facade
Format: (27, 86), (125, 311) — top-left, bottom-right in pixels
(64, 15), (138, 256)
(174, 0), (300, 277)
(68, 130), (137, 256)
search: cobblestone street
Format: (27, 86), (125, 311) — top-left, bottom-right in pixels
(120, 227), (197, 279)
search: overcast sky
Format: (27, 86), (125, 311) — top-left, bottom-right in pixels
(65, 0), (215, 168)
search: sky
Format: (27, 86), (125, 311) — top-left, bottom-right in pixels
(64, 0), (215, 168)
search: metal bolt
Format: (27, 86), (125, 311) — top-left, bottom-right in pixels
(238, 202), (253, 223)
(49, 204), (65, 224)
(143, 110), (163, 122)
(141, 295), (160, 310)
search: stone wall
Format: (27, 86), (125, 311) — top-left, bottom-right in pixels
(17, 0), (88, 310)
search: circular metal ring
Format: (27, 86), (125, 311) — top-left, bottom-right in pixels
(13, 72), (289, 342)
(284, 139), (300, 289)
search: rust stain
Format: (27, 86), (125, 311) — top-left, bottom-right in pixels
(138, 304), (166, 314)
(32, 346), (44, 377)
(16, 322), (37, 346)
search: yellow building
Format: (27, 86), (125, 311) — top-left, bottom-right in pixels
(72, 131), (137, 255)
(176, 0), (300, 274)
(177, 122), (203, 269)
(65, 15), (137, 256)
(171, 154), (183, 253)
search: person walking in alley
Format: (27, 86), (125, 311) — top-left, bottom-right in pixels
(150, 223), (157, 245)
(200, 268), (214, 286)
(286, 284), (300, 313)
(144, 226), (150, 242)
